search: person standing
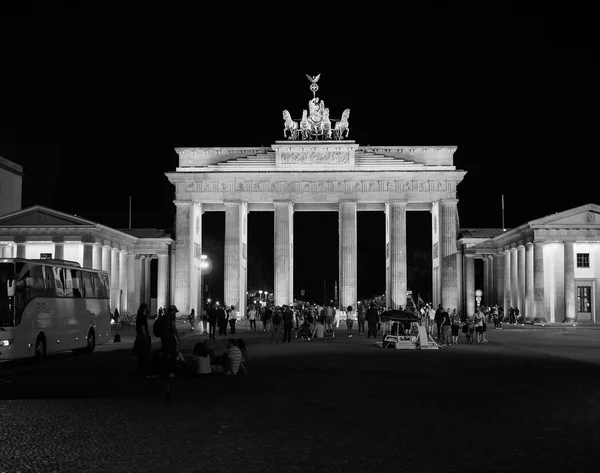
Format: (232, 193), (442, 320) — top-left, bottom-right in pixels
(208, 304), (218, 340)
(161, 305), (181, 378)
(282, 304), (294, 343)
(435, 304), (444, 340)
(134, 303), (153, 378)
(264, 305), (272, 332)
(474, 308), (484, 344)
(248, 306), (257, 332)
(441, 308), (452, 346)
(201, 308), (208, 333)
(508, 306), (515, 325)
(366, 303), (379, 339)
(188, 308), (196, 331)
(427, 305), (436, 336)
(270, 307), (283, 344)
(113, 308), (120, 327)
(346, 305), (357, 337)
(451, 309), (461, 345)
(217, 305), (228, 338)
(357, 303), (366, 336)
(228, 305), (237, 335)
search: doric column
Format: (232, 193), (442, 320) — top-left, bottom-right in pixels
(489, 256), (495, 305)
(134, 256), (142, 311)
(101, 245), (112, 274)
(224, 201), (248, 314)
(83, 241), (94, 268)
(119, 250), (128, 312)
(517, 245), (526, 316)
(157, 253), (169, 312)
(140, 256), (146, 308)
(127, 252), (135, 312)
(385, 201), (407, 309)
(273, 201), (293, 307)
(92, 243), (102, 270)
(525, 242), (534, 319)
(1, 245), (11, 257)
(465, 253), (475, 316)
(495, 252), (505, 307)
(174, 202), (192, 314)
(510, 247), (518, 308)
(456, 245), (463, 316)
(144, 256), (151, 309)
(564, 240), (576, 322)
(533, 241), (545, 320)
(439, 199), (458, 311)
(503, 249), (511, 311)
(169, 246), (176, 308)
(339, 201), (358, 311)
(483, 256), (490, 305)
(52, 237), (64, 260)
(111, 247), (120, 311)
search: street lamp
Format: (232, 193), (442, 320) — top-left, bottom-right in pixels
(197, 254), (209, 332)
(259, 290), (263, 300)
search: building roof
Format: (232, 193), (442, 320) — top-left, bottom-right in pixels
(117, 228), (173, 239)
(0, 156), (24, 176)
(458, 228), (509, 239)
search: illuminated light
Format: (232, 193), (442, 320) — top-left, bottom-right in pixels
(28, 343), (32, 347)
(75, 338), (78, 341)
(57, 340), (60, 343)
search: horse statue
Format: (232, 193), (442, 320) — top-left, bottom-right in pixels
(300, 110), (310, 140)
(333, 109), (351, 139)
(320, 108), (332, 139)
(282, 110), (298, 140)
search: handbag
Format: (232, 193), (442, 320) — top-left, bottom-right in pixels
(462, 324), (468, 334)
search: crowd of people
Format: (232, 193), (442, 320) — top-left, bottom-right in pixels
(129, 298), (518, 377)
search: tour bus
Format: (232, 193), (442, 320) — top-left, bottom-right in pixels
(0, 258), (111, 363)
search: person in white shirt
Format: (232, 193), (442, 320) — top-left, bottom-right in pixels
(312, 320), (325, 339)
(346, 305), (357, 337)
(228, 306), (237, 335)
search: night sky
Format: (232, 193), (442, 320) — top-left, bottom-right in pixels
(0, 6), (593, 303)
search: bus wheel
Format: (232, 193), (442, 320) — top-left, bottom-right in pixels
(84, 329), (96, 354)
(35, 336), (47, 364)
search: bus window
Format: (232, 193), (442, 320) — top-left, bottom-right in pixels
(14, 266), (45, 325)
(101, 273), (110, 298)
(0, 262), (14, 327)
(92, 273), (105, 298)
(53, 267), (65, 297)
(42, 266), (55, 296)
(63, 269), (73, 297)
(81, 271), (94, 298)
(70, 270), (83, 298)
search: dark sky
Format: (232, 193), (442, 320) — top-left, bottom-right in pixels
(0, 5), (593, 302)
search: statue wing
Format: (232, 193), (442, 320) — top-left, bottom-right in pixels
(306, 74), (314, 82)
(314, 73), (320, 82)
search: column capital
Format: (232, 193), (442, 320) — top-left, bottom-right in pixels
(439, 198), (459, 206)
(525, 241), (534, 248)
(51, 236), (64, 243)
(387, 200), (407, 207)
(273, 200), (293, 206)
(174, 200), (192, 208)
(503, 249), (511, 254)
(224, 200), (244, 206)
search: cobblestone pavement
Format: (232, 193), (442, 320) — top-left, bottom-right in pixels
(1, 322), (600, 473)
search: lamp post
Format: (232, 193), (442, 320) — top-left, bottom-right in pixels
(259, 290), (263, 301)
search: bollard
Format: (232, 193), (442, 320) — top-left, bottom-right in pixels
(113, 334), (121, 342)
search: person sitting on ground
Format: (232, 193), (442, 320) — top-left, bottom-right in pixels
(298, 320), (313, 340)
(312, 319), (325, 339)
(212, 338), (243, 375)
(203, 339), (216, 363)
(193, 342), (212, 377)
(237, 338), (248, 374)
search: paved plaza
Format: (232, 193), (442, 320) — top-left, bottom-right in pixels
(1, 320), (600, 473)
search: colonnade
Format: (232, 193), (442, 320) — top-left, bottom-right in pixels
(461, 240), (582, 322)
(174, 198), (459, 318)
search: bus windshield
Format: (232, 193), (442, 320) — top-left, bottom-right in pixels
(0, 262), (15, 327)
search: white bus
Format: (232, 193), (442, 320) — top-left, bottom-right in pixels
(0, 258), (111, 363)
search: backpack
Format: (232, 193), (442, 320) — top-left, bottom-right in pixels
(153, 314), (166, 338)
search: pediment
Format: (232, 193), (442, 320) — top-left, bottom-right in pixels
(529, 204), (600, 226)
(0, 206), (97, 227)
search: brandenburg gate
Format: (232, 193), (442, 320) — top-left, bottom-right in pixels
(166, 76), (465, 316)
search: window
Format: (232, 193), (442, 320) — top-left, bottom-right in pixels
(81, 271), (95, 298)
(91, 272), (109, 299)
(70, 270), (83, 298)
(577, 253), (590, 268)
(42, 266), (54, 296)
(62, 268), (73, 297)
(53, 267), (64, 296)
(26, 266), (46, 299)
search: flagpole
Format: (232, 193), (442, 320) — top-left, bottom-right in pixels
(129, 196), (132, 230)
(502, 194), (505, 231)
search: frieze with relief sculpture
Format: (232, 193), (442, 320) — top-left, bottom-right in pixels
(280, 151), (350, 164)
